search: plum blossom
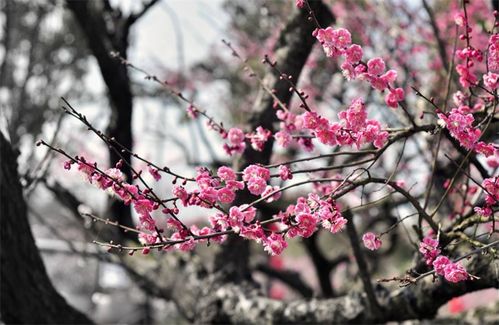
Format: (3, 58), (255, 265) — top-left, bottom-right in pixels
(362, 232), (382, 250)
(367, 57), (386, 75)
(295, 0), (304, 9)
(278, 165), (293, 180)
(433, 256), (451, 276)
(217, 166), (236, 181)
(261, 185), (282, 203)
(444, 262), (469, 283)
(243, 165), (270, 181)
(294, 213), (318, 238)
(419, 237), (440, 265)
(385, 87), (405, 109)
(148, 166), (161, 181)
(217, 187), (236, 204)
(249, 126), (272, 151)
(224, 127), (246, 155)
(483, 72), (499, 90)
(63, 160), (72, 170)
(263, 233), (288, 256)
(315, 27), (351, 58)
(247, 176), (268, 196)
(488, 34), (499, 72)
(437, 107), (481, 150)
(274, 130), (292, 148)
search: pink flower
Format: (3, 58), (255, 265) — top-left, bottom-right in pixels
(325, 217), (347, 233)
(139, 233), (158, 245)
(278, 165), (293, 180)
(444, 262), (469, 283)
(199, 187), (218, 205)
(138, 213), (156, 231)
(367, 57), (386, 75)
(474, 206), (492, 217)
(475, 142), (495, 157)
(217, 187), (236, 204)
(345, 44), (363, 63)
(246, 176), (267, 196)
(148, 167), (161, 181)
(261, 185), (282, 203)
(176, 237), (197, 252)
(77, 157), (96, 182)
(239, 205), (257, 223)
(240, 223), (265, 243)
(373, 131), (389, 149)
(339, 98), (367, 131)
(486, 151), (499, 168)
(380, 70), (398, 84)
(243, 165), (270, 181)
(295, 0), (304, 8)
(315, 27), (343, 57)
(385, 88), (405, 108)
(228, 127), (245, 145)
(274, 130), (292, 148)
(223, 143), (246, 156)
(362, 232), (382, 250)
(419, 237), (441, 265)
(186, 105), (198, 119)
(433, 255), (451, 276)
(63, 160), (72, 170)
(173, 185), (189, 206)
(301, 111), (321, 129)
(134, 198), (155, 216)
(488, 34), (499, 72)
(483, 72), (499, 90)
(295, 213), (318, 238)
(217, 166), (236, 181)
(482, 177), (498, 205)
(263, 233), (288, 256)
(438, 108), (481, 149)
(249, 126), (272, 151)
(456, 64), (478, 87)
(332, 28), (352, 48)
(226, 180), (245, 191)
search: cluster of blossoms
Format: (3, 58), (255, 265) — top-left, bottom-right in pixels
(167, 164), (344, 255)
(223, 127), (246, 155)
(207, 192), (346, 256)
(432, 256), (469, 283)
(274, 98), (389, 151)
(435, 12), (498, 161)
(362, 232), (382, 251)
(282, 193), (347, 237)
(419, 237), (469, 283)
(223, 126), (273, 156)
(474, 176), (499, 217)
(437, 105), (496, 157)
(453, 11), (499, 91)
(65, 158), (166, 244)
(313, 26), (405, 108)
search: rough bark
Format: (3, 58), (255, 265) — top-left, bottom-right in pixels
(158, 252), (498, 323)
(65, 1), (157, 241)
(0, 132), (93, 324)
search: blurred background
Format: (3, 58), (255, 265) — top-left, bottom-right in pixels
(0, 0), (497, 323)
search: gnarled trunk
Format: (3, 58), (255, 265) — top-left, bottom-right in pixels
(0, 132), (93, 324)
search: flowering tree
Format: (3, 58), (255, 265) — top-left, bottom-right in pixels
(20, 0), (499, 322)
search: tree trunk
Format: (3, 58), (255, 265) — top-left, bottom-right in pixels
(66, 1), (135, 241)
(0, 132), (93, 324)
